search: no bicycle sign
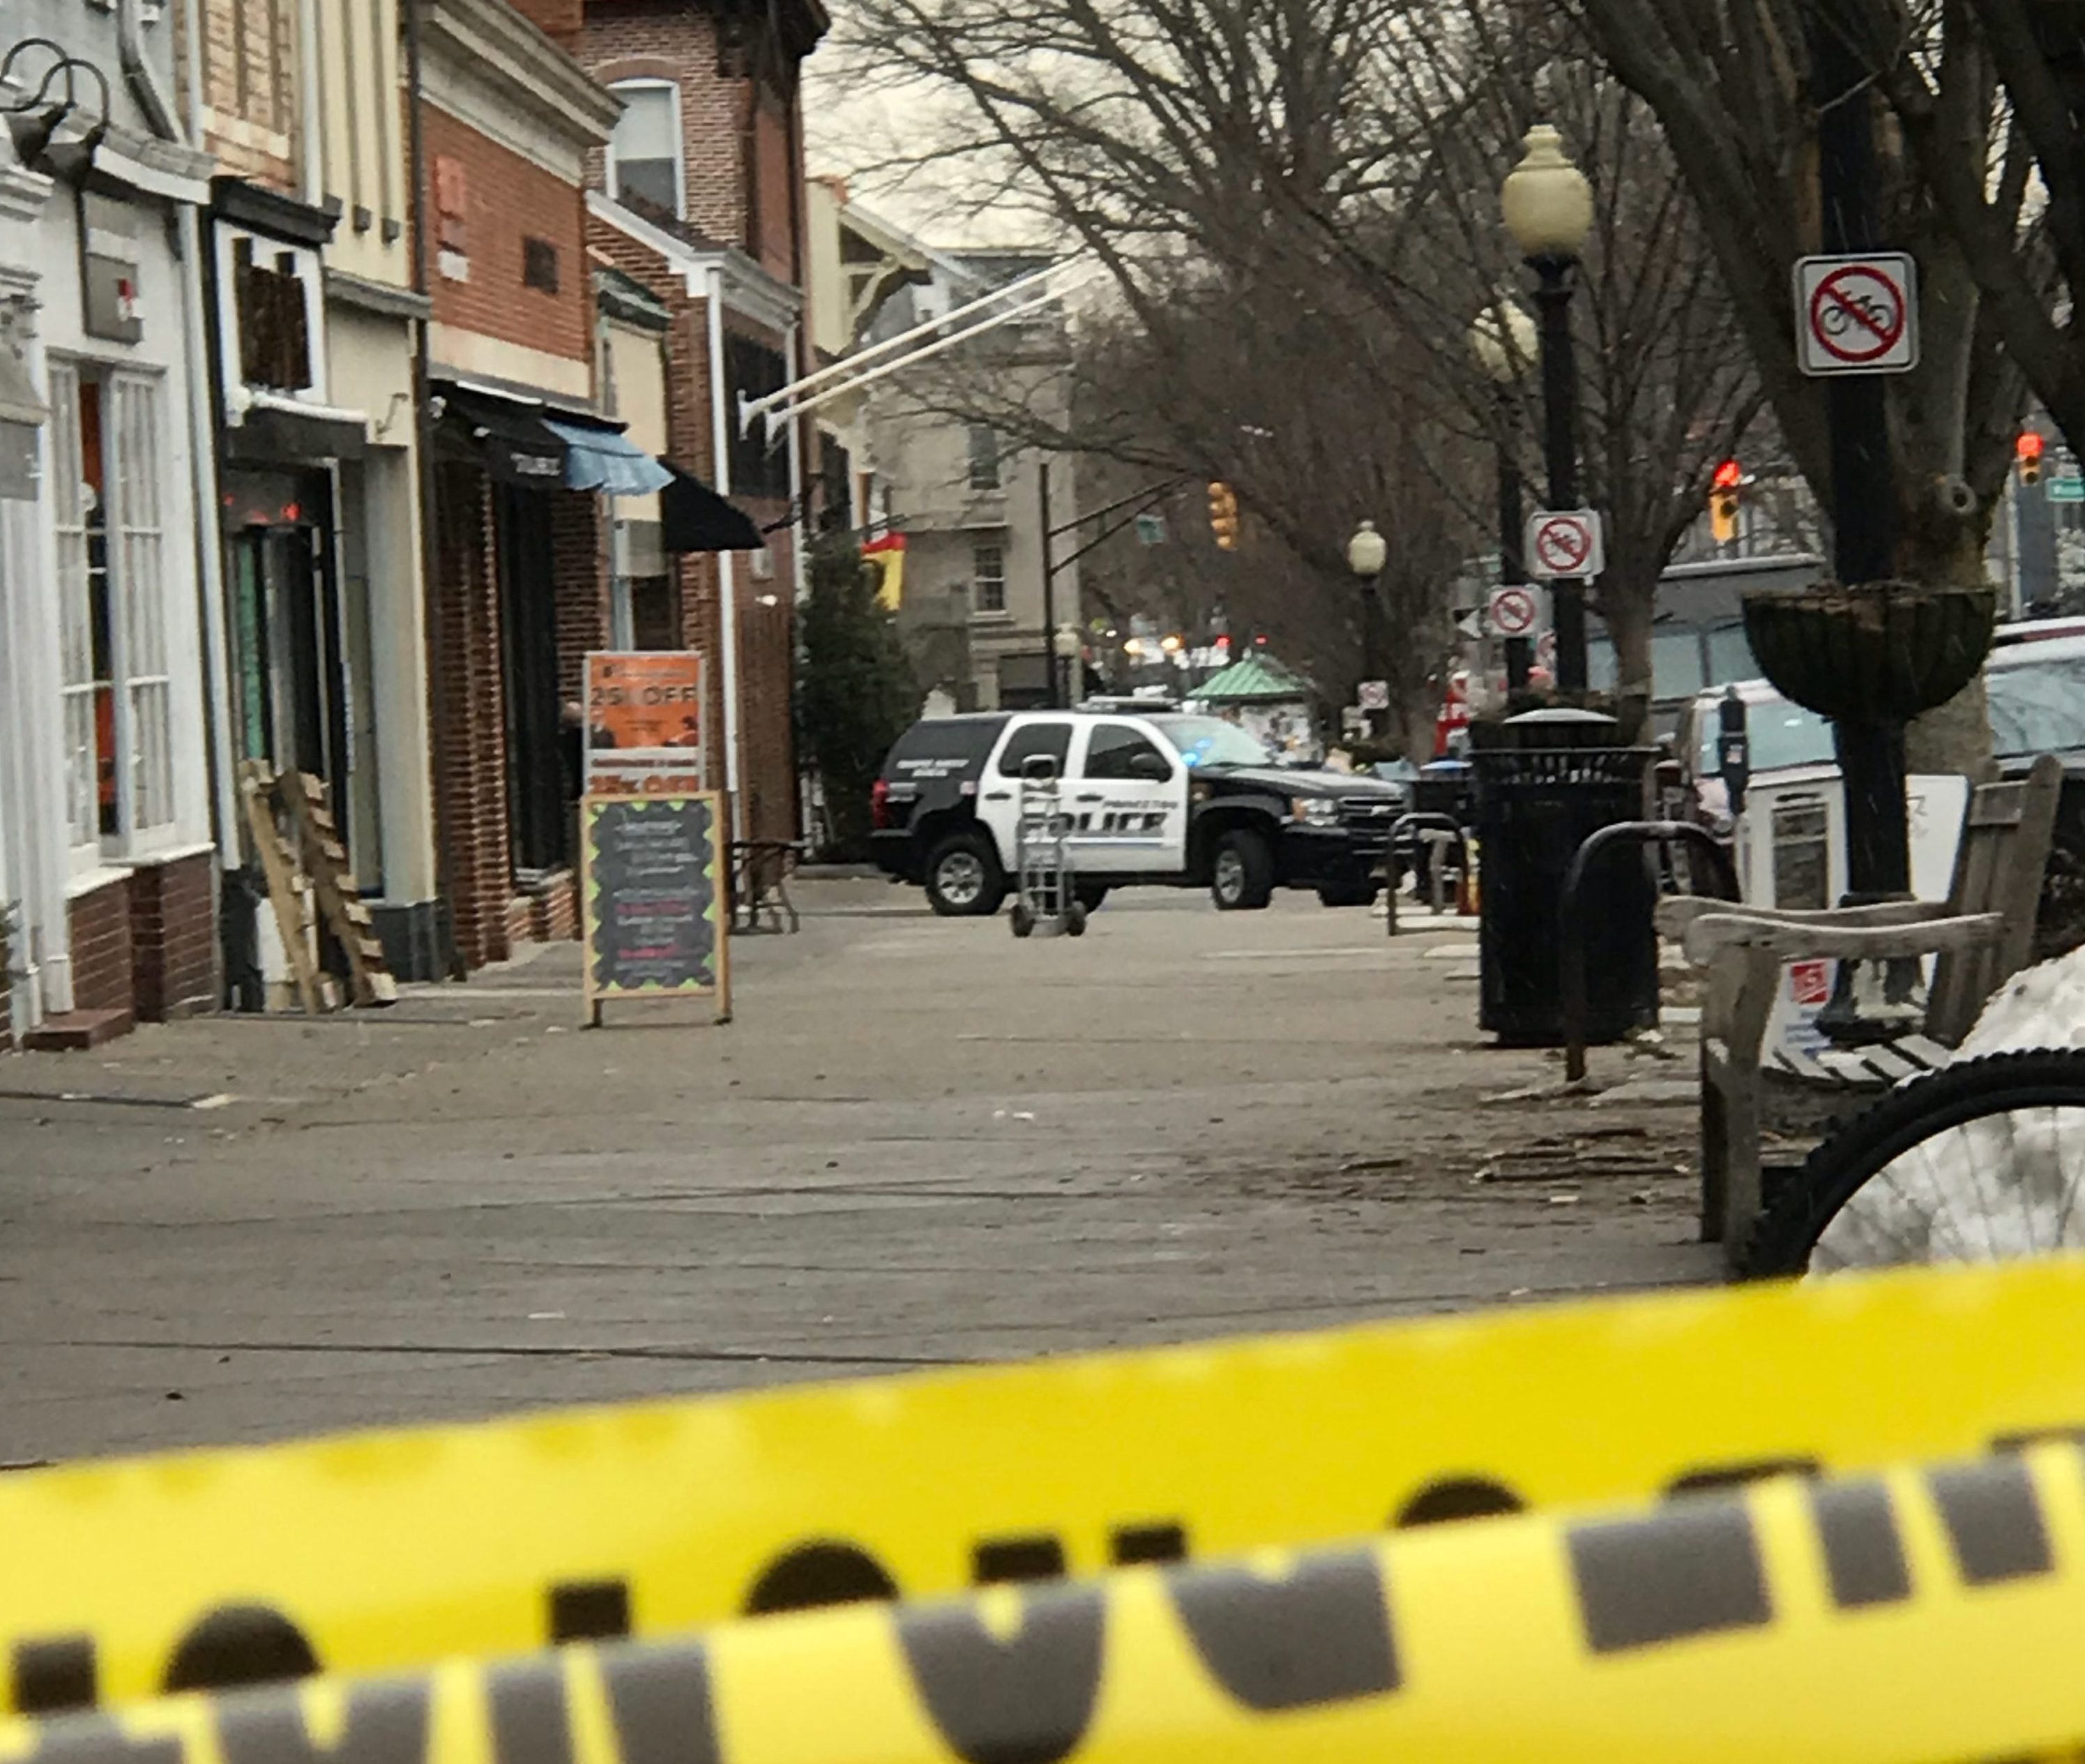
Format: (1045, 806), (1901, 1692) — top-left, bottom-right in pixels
(1524, 508), (1605, 581)
(1796, 252), (1918, 376)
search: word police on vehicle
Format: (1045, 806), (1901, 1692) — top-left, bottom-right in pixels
(872, 710), (1409, 915)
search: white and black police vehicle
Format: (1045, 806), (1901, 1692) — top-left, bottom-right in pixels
(871, 709), (1409, 915)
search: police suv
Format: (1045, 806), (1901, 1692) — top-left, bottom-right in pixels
(871, 710), (1410, 915)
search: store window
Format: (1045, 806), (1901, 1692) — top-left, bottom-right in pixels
(973, 541), (1006, 615)
(608, 81), (684, 219)
(48, 362), (174, 862)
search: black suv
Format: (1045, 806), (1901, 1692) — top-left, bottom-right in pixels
(871, 710), (1410, 915)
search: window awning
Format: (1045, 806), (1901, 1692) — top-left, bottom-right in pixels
(660, 465), (764, 553)
(438, 386), (566, 488)
(542, 416), (674, 496)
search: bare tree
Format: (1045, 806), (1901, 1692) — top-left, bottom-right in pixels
(1565, 0), (2029, 766)
(830, 0), (1768, 727)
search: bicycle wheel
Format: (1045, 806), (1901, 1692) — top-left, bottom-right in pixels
(1744, 1049), (2085, 1279)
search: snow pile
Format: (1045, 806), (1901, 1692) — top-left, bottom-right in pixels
(1959, 945), (2085, 1056)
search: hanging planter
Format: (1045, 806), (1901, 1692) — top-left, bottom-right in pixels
(1741, 581), (1996, 722)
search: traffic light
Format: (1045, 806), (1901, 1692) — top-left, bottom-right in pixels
(2019, 429), (2046, 486)
(1710, 458), (1741, 545)
(1208, 481), (1240, 551)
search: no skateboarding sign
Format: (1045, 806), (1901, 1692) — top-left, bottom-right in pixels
(1524, 509), (1605, 581)
(1796, 253), (1918, 376)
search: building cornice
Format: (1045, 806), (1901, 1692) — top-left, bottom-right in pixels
(324, 266), (432, 321)
(422, 0), (621, 161)
(0, 162), (53, 225)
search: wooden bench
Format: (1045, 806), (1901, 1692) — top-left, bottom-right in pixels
(1657, 753), (2063, 1265)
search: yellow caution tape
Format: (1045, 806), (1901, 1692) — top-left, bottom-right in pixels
(9, 1259), (2085, 1717)
(14, 1439), (2085, 1764)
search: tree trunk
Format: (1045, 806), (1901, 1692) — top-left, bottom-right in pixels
(1598, 573), (1656, 745)
(1395, 682), (1436, 764)
(1895, 492), (1997, 778)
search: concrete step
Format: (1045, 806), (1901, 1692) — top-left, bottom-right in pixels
(22, 1008), (137, 1051)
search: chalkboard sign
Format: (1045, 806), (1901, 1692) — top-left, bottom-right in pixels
(581, 791), (731, 1025)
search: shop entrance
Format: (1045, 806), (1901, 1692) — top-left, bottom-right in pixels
(225, 470), (347, 817)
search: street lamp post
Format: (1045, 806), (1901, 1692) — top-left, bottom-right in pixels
(1347, 519), (1388, 728)
(1501, 124), (1593, 695)
(1469, 300), (1539, 691)
(1052, 623), (1082, 708)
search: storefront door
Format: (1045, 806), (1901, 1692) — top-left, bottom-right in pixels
(225, 471), (347, 805)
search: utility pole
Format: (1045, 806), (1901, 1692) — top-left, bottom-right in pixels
(1039, 460), (1059, 707)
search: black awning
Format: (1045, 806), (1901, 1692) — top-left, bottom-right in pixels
(439, 386), (566, 489)
(227, 403), (367, 464)
(660, 464), (763, 553)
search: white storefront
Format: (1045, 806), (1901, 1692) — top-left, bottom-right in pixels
(0, 19), (220, 1039)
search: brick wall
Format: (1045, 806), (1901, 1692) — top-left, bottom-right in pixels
(194, 0), (301, 188)
(551, 492), (610, 704)
(503, 0), (586, 46)
(586, 5), (748, 250)
(68, 879), (135, 1016)
(750, 94), (796, 287)
(129, 853), (220, 1022)
(420, 106), (592, 367)
(430, 462), (515, 971)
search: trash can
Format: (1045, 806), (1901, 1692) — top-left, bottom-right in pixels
(1472, 710), (1658, 1047)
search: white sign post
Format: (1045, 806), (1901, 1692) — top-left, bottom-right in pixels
(1794, 253), (1918, 377)
(1486, 584), (1548, 639)
(1524, 510), (1605, 581)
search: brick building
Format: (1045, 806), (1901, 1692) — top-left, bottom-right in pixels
(532, 0), (828, 846)
(414, 0), (647, 970)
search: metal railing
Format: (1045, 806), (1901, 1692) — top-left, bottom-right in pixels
(1561, 822), (1740, 1081)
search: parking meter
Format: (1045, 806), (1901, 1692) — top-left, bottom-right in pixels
(1717, 689), (1750, 818)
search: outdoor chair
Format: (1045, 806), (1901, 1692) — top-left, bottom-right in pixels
(1656, 753), (2063, 1267)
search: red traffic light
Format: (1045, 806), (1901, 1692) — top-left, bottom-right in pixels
(2019, 430), (2047, 462)
(1711, 458), (1742, 490)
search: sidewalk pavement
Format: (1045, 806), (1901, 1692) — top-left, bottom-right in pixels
(0, 880), (1715, 1462)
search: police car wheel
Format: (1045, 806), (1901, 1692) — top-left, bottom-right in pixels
(1211, 830), (1274, 911)
(925, 834), (1004, 917)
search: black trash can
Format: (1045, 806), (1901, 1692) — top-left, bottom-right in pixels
(1473, 712), (1658, 1047)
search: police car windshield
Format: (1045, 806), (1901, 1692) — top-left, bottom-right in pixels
(1151, 717), (1274, 768)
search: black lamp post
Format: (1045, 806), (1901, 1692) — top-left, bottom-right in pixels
(1470, 300), (1538, 690)
(1347, 518), (1387, 722)
(1501, 125), (1593, 695)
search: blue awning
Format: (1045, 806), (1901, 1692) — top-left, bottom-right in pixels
(542, 417), (674, 496)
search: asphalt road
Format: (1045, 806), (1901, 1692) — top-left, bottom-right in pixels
(0, 880), (1715, 1462)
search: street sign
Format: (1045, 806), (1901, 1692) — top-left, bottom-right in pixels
(1455, 609), (1485, 639)
(1357, 678), (1390, 711)
(2051, 478), (2085, 505)
(1536, 630), (1558, 674)
(1133, 513), (1167, 545)
(1486, 584), (1547, 639)
(1795, 253), (1918, 377)
(1525, 510), (1605, 581)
